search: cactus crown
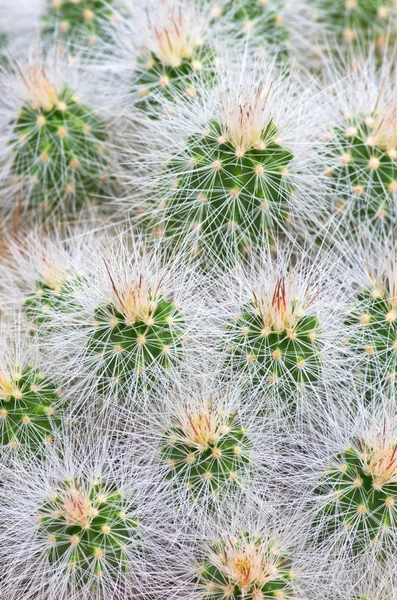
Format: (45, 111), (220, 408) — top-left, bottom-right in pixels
(42, 0), (116, 49)
(197, 532), (294, 600)
(316, 428), (397, 554)
(9, 65), (107, 215)
(226, 275), (321, 390)
(38, 477), (140, 584)
(87, 268), (185, 393)
(161, 402), (250, 499)
(0, 365), (60, 451)
(319, 0), (397, 46)
(327, 107), (397, 227)
(154, 85), (294, 256)
(348, 255), (397, 386)
(134, 5), (214, 114)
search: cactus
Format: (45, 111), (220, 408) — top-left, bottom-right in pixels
(326, 113), (397, 229)
(196, 532), (294, 600)
(133, 7), (216, 116)
(210, 0), (290, 60)
(23, 260), (76, 330)
(0, 365), (60, 452)
(161, 406), (250, 500)
(318, 0), (396, 48)
(41, 0), (116, 51)
(9, 68), (107, 217)
(347, 281), (397, 390)
(86, 275), (185, 394)
(225, 278), (321, 394)
(38, 478), (140, 584)
(154, 118), (294, 257)
(315, 438), (397, 555)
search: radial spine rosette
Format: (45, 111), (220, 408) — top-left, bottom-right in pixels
(41, 0), (118, 52)
(161, 401), (250, 501)
(131, 0), (217, 115)
(196, 532), (295, 600)
(0, 51), (110, 219)
(315, 427), (397, 556)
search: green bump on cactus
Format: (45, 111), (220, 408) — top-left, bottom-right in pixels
(318, 0), (396, 47)
(9, 69), (107, 216)
(42, 0), (116, 49)
(38, 478), (139, 583)
(161, 406), (250, 499)
(327, 113), (397, 227)
(196, 533), (294, 600)
(86, 277), (185, 391)
(348, 283), (397, 387)
(155, 119), (294, 256)
(0, 365), (60, 451)
(315, 439), (397, 554)
(226, 278), (321, 390)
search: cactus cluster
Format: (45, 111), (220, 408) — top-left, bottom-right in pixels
(161, 406), (250, 500)
(0, 365), (60, 452)
(154, 119), (294, 256)
(38, 477), (140, 584)
(87, 277), (185, 393)
(225, 278), (322, 394)
(41, 0), (117, 50)
(9, 71), (107, 216)
(315, 438), (397, 555)
(196, 533), (294, 600)
(326, 114), (397, 230)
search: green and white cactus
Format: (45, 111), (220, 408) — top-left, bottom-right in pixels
(0, 365), (61, 452)
(225, 276), (322, 397)
(161, 404), (250, 500)
(8, 66), (108, 217)
(38, 477), (140, 583)
(41, 0), (117, 51)
(196, 532), (295, 600)
(86, 273), (185, 394)
(315, 436), (397, 555)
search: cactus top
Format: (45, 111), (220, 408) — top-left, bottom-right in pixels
(326, 110), (397, 228)
(134, 8), (215, 114)
(225, 277), (321, 388)
(9, 70), (107, 214)
(196, 533), (294, 600)
(316, 437), (397, 554)
(155, 119), (294, 255)
(161, 406), (250, 499)
(0, 365), (60, 451)
(38, 478), (140, 584)
(318, 0), (397, 46)
(42, 0), (116, 49)
(87, 275), (185, 391)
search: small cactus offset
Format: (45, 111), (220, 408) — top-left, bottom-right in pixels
(315, 436), (397, 556)
(41, 0), (117, 51)
(38, 477), (140, 582)
(196, 532), (295, 600)
(161, 404), (250, 501)
(87, 274), (185, 394)
(0, 365), (61, 452)
(8, 66), (108, 217)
